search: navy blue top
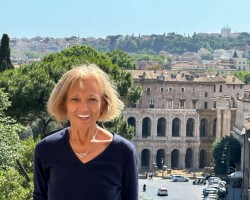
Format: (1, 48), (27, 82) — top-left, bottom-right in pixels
(33, 128), (138, 200)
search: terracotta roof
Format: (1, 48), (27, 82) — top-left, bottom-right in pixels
(125, 70), (241, 84)
(225, 75), (245, 85)
(244, 84), (250, 92)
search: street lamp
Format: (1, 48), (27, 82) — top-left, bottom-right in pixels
(152, 163), (156, 178)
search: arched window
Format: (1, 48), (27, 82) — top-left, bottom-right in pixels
(213, 118), (217, 137)
(200, 118), (208, 137)
(127, 117), (136, 136)
(172, 118), (180, 137)
(185, 148), (193, 168)
(186, 118), (194, 137)
(157, 118), (166, 137)
(141, 149), (150, 169)
(142, 117), (151, 138)
(199, 149), (207, 168)
(156, 149), (165, 169)
(171, 149), (179, 169)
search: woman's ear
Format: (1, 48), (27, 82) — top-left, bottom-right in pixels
(100, 95), (108, 118)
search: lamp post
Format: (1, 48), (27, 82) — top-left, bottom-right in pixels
(152, 163), (156, 178)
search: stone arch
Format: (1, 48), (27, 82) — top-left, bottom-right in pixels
(186, 118), (194, 137)
(200, 118), (208, 137)
(156, 149), (165, 169)
(157, 117), (166, 137)
(142, 117), (151, 138)
(185, 148), (193, 168)
(171, 149), (180, 169)
(172, 118), (180, 137)
(199, 149), (207, 168)
(213, 118), (217, 137)
(141, 149), (150, 169)
(127, 117), (136, 136)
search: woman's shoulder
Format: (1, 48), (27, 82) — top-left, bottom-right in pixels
(36, 128), (67, 149)
(112, 133), (135, 154)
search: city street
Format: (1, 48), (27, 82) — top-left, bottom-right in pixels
(139, 177), (206, 200)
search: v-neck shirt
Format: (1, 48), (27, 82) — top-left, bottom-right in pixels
(33, 128), (138, 200)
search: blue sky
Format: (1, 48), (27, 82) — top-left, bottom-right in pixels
(1, 0), (250, 38)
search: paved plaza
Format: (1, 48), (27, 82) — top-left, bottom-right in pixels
(139, 177), (207, 200)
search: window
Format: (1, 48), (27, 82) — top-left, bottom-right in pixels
(204, 102), (208, 109)
(160, 87), (164, 92)
(149, 99), (154, 108)
(179, 99), (185, 109)
(240, 85), (243, 89)
(146, 87), (151, 95)
(213, 101), (216, 108)
(167, 100), (173, 109)
(219, 85), (222, 93)
(192, 100), (197, 109)
(181, 87), (185, 92)
(169, 87), (172, 92)
(205, 92), (208, 97)
(233, 85), (235, 89)
(192, 88), (196, 93)
(214, 85), (216, 92)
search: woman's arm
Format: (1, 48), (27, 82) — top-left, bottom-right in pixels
(121, 148), (138, 200)
(33, 140), (48, 200)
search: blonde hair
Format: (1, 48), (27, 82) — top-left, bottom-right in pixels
(47, 64), (124, 122)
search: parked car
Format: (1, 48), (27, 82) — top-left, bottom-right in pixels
(208, 177), (221, 185)
(171, 175), (189, 182)
(203, 187), (218, 197)
(157, 188), (168, 196)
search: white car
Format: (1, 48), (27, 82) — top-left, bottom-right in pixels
(171, 175), (189, 182)
(157, 188), (168, 196)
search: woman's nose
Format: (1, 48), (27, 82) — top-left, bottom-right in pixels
(78, 101), (89, 111)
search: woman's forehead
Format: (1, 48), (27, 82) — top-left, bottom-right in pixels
(68, 77), (102, 94)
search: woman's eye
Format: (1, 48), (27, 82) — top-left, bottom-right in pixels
(71, 98), (79, 101)
(89, 98), (97, 101)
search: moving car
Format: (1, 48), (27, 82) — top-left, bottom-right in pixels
(171, 175), (189, 182)
(157, 188), (168, 196)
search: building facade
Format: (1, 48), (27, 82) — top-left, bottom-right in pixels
(123, 70), (245, 171)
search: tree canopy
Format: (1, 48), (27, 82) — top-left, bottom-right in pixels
(211, 135), (241, 175)
(88, 32), (250, 55)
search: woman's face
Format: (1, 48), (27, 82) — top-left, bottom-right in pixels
(65, 77), (103, 129)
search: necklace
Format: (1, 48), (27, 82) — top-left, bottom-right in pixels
(73, 128), (98, 158)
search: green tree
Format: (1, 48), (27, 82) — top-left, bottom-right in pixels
(106, 49), (135, 69)
(201, 53), (213, 61)
(0, 34), (13, 72)
(127, 85), (143, 107)
(0, 88), (33, 200)
(0, 88), (26, 170)
(0, 45), (142, 139)
(234, 71), (250, 83)
(0, 168), (32, 200)
(211, 135), (241, 175)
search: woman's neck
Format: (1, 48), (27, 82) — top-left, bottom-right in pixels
(69, 124), (97, 146)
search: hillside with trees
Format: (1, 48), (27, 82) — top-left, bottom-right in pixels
(89, 32), (250, 56)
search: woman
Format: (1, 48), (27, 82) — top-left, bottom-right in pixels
(33, 64), (138, 200)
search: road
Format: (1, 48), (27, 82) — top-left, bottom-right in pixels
(139, 177), (206, 200)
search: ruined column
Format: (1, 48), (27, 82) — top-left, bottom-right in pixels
(216, 109), (222, 139)
(222, 110), (231, 136)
